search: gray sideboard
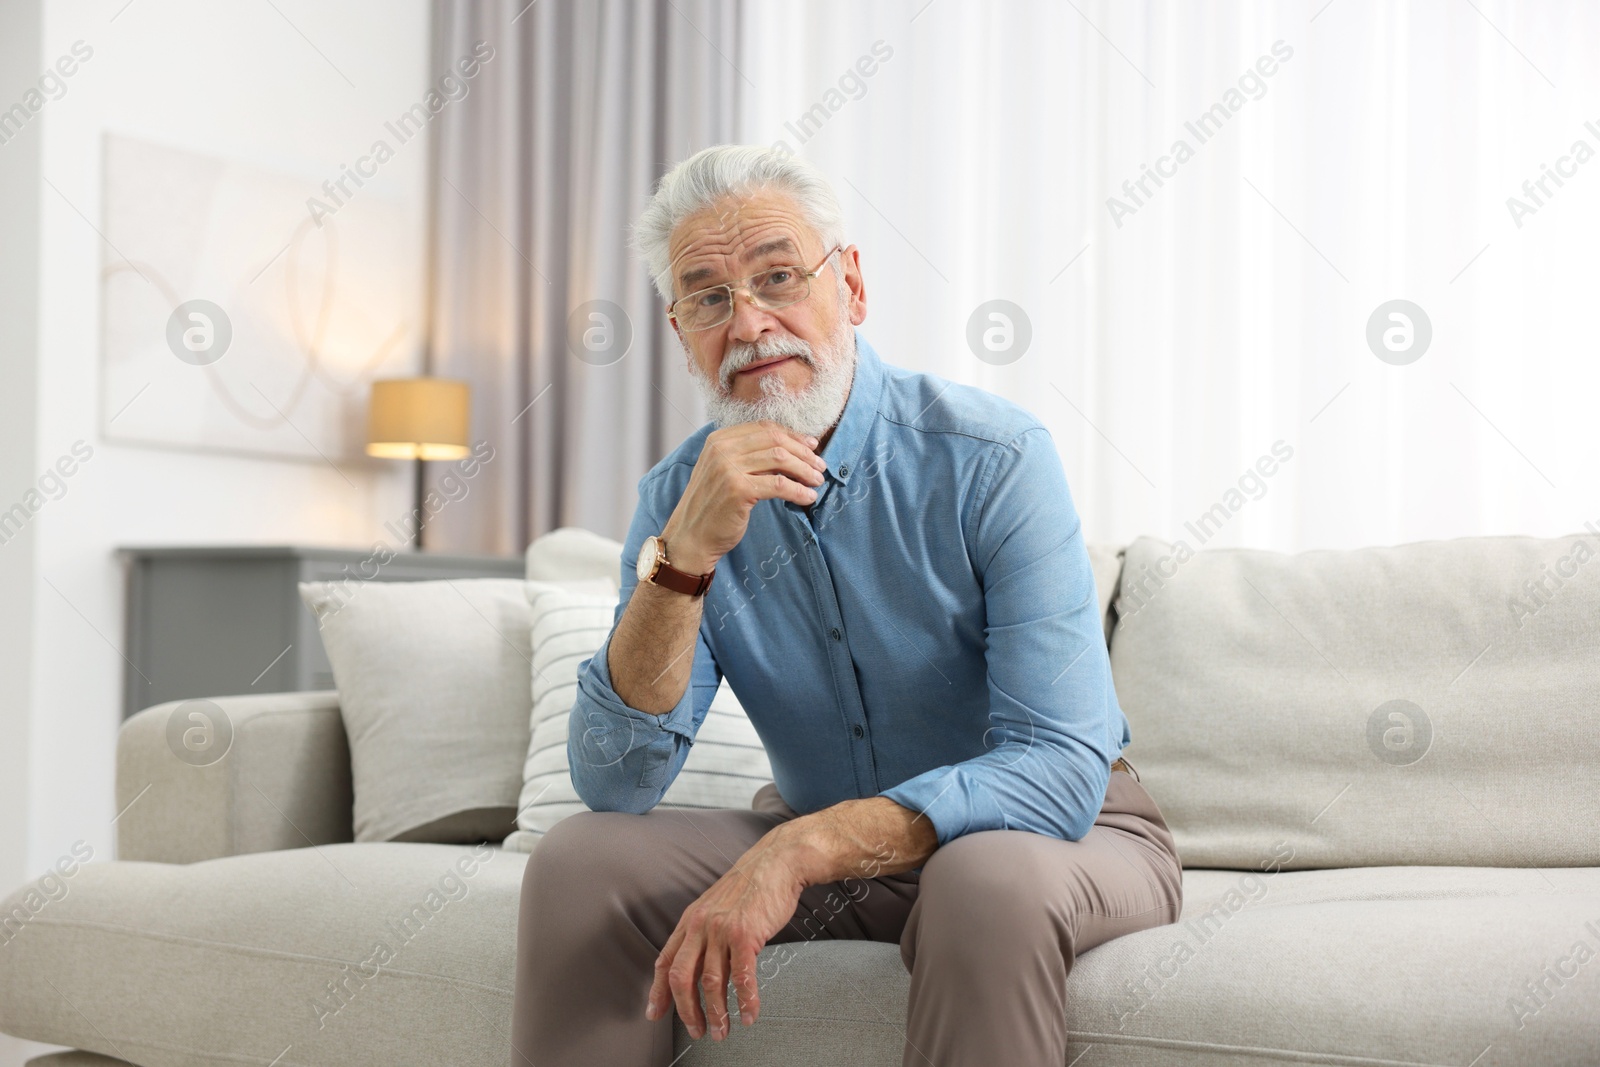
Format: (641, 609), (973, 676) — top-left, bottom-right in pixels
(117, 545), (525, 720)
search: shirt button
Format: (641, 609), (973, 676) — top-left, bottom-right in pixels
(852, 724), (864, 739)
(839, 464), (850, 477)
(829, 627), (842, 641)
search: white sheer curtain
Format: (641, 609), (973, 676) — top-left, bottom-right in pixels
(737, 0), (1600, 551)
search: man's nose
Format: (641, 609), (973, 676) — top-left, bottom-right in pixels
(727, 288), (779, 342)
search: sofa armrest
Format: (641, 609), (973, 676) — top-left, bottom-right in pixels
(116, 690), (354, 863)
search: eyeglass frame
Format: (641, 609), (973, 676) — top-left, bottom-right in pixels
(666, 244), (844, 332)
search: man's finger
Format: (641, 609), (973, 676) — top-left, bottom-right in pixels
(727, 421), (821, 469)
(646, 924), (686, 1020)
(739, 442), (827, 488)
(700, 932), (732, 1040)
(668, 928), (708, 1038)
(730, 940), (761, 1026)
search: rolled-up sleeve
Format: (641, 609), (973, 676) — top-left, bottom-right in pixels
(878, 426), (1124, 845)
(567, 481), (723, 814)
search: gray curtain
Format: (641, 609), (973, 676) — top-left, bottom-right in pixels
(424, 0), (739, 553)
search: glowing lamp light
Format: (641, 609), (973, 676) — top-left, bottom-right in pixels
(365, 378), (471, 461)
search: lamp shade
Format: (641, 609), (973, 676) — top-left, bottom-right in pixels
(365, 377), (471, 460)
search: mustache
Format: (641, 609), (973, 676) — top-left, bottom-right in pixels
(719, 336), (815, 390)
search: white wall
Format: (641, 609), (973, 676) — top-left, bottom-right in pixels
(0, 0), (46, 996)
(4, 4), (430, 1061)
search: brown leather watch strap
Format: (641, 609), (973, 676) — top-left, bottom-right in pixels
(649, 556), (715, 596)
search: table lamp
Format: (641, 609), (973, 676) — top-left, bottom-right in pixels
(366, 377), (471, 547)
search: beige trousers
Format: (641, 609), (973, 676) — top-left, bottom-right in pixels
(511, 766), (1183, 1066)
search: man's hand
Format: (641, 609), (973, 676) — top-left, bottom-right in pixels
(645, 830), (805, 1040)
(662, 420), (828, 574)
(644, 796), (938, 1040)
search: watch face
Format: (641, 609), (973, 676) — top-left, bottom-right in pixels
(636, 535), (660, 582)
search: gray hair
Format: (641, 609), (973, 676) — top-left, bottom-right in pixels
(632, 145), (845, 302)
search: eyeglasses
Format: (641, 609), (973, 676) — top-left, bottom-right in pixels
(668, 246), (842, 332)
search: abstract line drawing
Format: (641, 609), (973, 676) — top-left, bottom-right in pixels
(100, 135), (421, 460)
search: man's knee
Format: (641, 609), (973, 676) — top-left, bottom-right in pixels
(900, 832), (1064, 974)
(537, 810), (614, 860)
(918, 830), (1056, 910)
(912, 828), (1180, 954)
(523, 811), (649, 905)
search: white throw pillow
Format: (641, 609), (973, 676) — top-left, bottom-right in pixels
(505, 582), (774, 853)
(299, 578), (536, 844)
(524, 526), (627, 587)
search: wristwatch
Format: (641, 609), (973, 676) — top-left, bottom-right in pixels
(636, 535), (715, 596)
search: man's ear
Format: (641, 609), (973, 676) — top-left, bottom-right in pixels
(841, 245), (868, 326)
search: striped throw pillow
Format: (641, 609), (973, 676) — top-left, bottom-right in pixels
(504, 581), (774, 852)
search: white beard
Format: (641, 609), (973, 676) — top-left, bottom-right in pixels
(687, 289), (858, 439)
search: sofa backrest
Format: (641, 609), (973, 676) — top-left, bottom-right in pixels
(1109, 532), (1600, 870)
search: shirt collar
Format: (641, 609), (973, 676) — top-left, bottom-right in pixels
(818, 330), (884, 485)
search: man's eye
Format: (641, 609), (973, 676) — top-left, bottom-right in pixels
(697, 290), (728, 308)
(761, 269), (794, 287)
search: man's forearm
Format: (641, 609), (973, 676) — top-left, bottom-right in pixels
(773, 796), (940, 885)
(608, 577), (705, 714)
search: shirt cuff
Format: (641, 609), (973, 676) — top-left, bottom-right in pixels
(578, 627), (700, 742)
(879, 765), (1009, 848)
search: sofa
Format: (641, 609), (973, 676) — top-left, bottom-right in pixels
(3, 526), (1597, 1067)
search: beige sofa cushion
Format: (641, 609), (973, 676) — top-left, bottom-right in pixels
(1111, 533), (1600, 869)
(1069, 864), (1600, 1066)
(4, 847), (1595, 1067)
(1, 844), (529, 1066)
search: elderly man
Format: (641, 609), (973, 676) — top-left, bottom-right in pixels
(510, 145), (1182, 1067)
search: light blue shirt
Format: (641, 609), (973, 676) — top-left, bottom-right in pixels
(570, 332), (1129, 847)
